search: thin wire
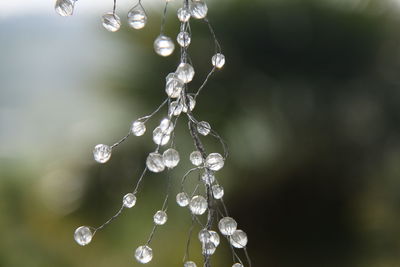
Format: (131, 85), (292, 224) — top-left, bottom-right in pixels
(183, 215), (196, 262)
(112, 0), (117, 15)
(160, 1), (169, 34)
(180, 167), (203, 191)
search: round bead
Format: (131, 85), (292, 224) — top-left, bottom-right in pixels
(176, 63), (195, 83)
(212, 53), (226, 69)
(201, 171), (215, 185)
(190, 1), (208, 19)
(165, 73), (184, 98)
(102, 12), (121, 32)
(197, 121), (211, 136)
(74, 226), (93, 246)
(131, 120), (146, 136)
(202, 241), (216, 255)
(153, 127), (171, 146)
(93, 144), (112, 164)
(154, 35), (175, 57)
(135, 245), (153, 264)
(182, 95), (196, 113)
(189, 195), (208, 215)
(177, 7), (191, 22)
(146, 152), (165, 173)
(198, 229), (220, 247)
(212, 185), (224, 199)
(169, 100), (183, 116)
(153, 210), (168, 225)
(55, 0), (75, 17)
(177, 32), (191, 47)
(163, 148), (180, 168)
(218, 217), (237, 236)
(184, 261), (197, 267)
(230, 230), (248, 248)
(232, 264), (244, 267)
(123, 193), (137, 208)
(205, 153), (224, 171)
(176, 192), (190, 207)
(159, 118), (174, 134)
(127, 5), (147, 29)
(190, 151), (203, 166)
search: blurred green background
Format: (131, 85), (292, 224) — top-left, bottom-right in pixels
(2, 0), (400, 266)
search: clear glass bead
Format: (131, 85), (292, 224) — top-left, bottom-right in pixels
(153, 210), (168, 225)
(198, 229), (220, 247)
(165, 73), (184, 98)
(135, 245), (153, 264)
(131, 120), (146, 136)
(153, 127), (171, 146)
(197, 121), (211, 136)
(184, 261), (197, 267)
(127, 4), (147, 29)
(212, 53), (226, 69)
(189, 195), (207, 215)
(176, 63), (195, 83)
(93, 144), (112, 164)
(232, 264), (244, 267)
(159, 118), (174, 134)
(55, 0), (76, 17)
(230, 229), (248, 248)
(177, 32), (191, 47)
(177, 7), (191, 22)
(182, 95), (196, 113)
(146, 152), (165, 173)
(102, 12), (121, 32)
(74, 226), (93, 246)
(123, 193), (137, 208)
(163, 148), (180, 168)
(154, 35), (175, 57)
(169, 100), (183, 116)
(190, 151), (203, 166)
(176, 192), (190, 207)
(212, 185), (224, 199)
(201, 171), (215, 185)
(218, 217), (237, 236)
(190, 1), (208, 19)
(205, 153), (224, 171)
(202, 241), (216, 255)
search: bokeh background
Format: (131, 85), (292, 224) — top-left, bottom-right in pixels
(2, 0), (400, 266)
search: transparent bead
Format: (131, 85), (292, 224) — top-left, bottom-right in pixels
(153, 127), (171, 146)
(74, 226), (93, 246)
(102, 12), (121, 32)
(212, 53), (226, 69)
(176, 63), (195, 83)
(201, 171), (215, 185)
(146, 152), (165, 173)
(198, 229), (220, 247)
(232, 264), (244, 267)
(165, 73), (184, 98)
(127, 4), (147, 29)
(218, 217), (237, 236)
(230, 230), (248, 248)
(153, 210), (168, 225)
(190, 1), (208, 19)
(189, 195), (207, 215)
(202, 242), (216, 255)
(176, 192), (190, 207)
(123, 193), (137, 208)
(182, 95), (196, 113)
(135, 245), (153, 264)
(177, 32), (191, 47)
(93, 144), (112, 163)
(190, 151), (203, 166)
(177, 7), (191, 22)
(169, 100), (183, 116)
(212, 185), (224, 199)
(163, 148), (180, 168)
(55, 0), (76, 17)
(159, 118), (174, 134)
(205, 153), (224, 171)
(131, 120), (146, 136)
(209, 231), (220, 246)
(197, 121), (211, 136)
(184, 261), (197, 267)
(154, 35), (175, 57)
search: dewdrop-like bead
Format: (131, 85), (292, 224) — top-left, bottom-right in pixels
(197, 121), (211, 136)
(182, 95), (196, 113)
(218, 217), (237, 236)
(189, 195), (208, 215)
(205, 153), (224, 171)
(55, 0), (76, 17)
(212, 185), (224, 199)
(176, 63), (195, 83)
(154, 35), (175, 57)
(102, 12), (121, 32)
(74, 226), (93, 246)
(146, 152), (165, 173)
(127, 4), (147, 29)
(202, 242), (216, 255)
(169, 100), (183, 116)
(131, 120), (146, 136)
(123, 193), (137, 208)
(198, 229), (220, 247)
(135, 245), (153, 264)
(162, 148), (180, 168)
(190, 1), (208, 19)
(232, 264), (244, 267)
(177, 32), (191, 47)
(159, 118), (174, 134)
(153, 210), (168, 225)
(176, 192), (190, 207)
(184, 261), (197, 267)
(93, 144), (112, 163)
(177, 7), (191, 22)
(165, 73), (184, 98)
(190, 151), (203, 166)
(201, 171), (215, 185)
(153, 127), (171, 146)
(212, 53), (226, 69)
(230, 230), (248, 248)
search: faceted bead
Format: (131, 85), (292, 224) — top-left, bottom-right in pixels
(189, 195), (207, 215)
(153, 210), (168, 225)
(93, 144), (112, 163)
(159, 118), (174, 134)
(163, 148), (180, 168)
(190, 1), (208, 19)
(232, 264), (244, 267)
(135, 245), (153, 264)
(201, 171), (215, 185)
(205, 153), (224, 171)
(202, 241), (216, 255)
(198, 229), (220, 247)
(177, 7), (191, 22)
(123, 193), (137, 208)
(102, 12), (121, 32)
(154, 35), (175, 57)
(212, 185), (224, 199)
(177, 32), (191, 47)
(146, 152), (165, 173)
(209, 231), (220, 247)
(182, 95), (196, 113)
(184, 261), (197, 267)
(176, 63), (195, 83)
(169, 100), (183, 116)
(55, 0), (76, 17)
(212, 53), (226, 69)
(190, 151), (203, 166)
(218, 217), (237, 236)
(153, 127), (171, 146)
(176, 192), (190, 207)
(230, 230), (248, 248)
(74, 226), (93, 246)
(131, 120), (146, 136)
(127, 4), (147, 29)
(197, 121), (211, 136)
(165, 73), (184, 98)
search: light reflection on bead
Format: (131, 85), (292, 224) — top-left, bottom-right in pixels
(232, 264), (244, 267)
(162, 148), (180, 168)
(123, 193), (137, 208)
(176, 63), (195, 83)
(212, 185), (224, 199)
(205, 153), (224, 171)
(182, 95), (196, 113)
(212, 53), (226, 69)
(153, 127), (171, 146)
(184, 261), (197, 267)
(177, 7), (191, 22)
(154, 35), (175, 57)
(131, 120), (146, 136)
(135, 245), (153, 264)
(189, 195), (207, 215)
(190, 1), (208, 19)
(230, 229), (248, 248)
(176, 192), (190, 207)
(102, 12), (121, 32)
(202, 241), (216, 255)
(146, 152), (165, 173)
(190, 151), (203, 166)
(197, 121), (211, 136)
(218, 217), (237, 236)
(159, 118), (174, 134)
(127, 4), (147, 29)
(153, 210), (168, 225)
(55, 0), (76, 17)
(198, 229), (220, 247)
(169, 100), (183, 116)
(93, 144), (112, 163)
(165, 73), (184, 98)
(74, 226), (93, 246)
(177, 31), (191, 47)
(201, 171), (215, 185)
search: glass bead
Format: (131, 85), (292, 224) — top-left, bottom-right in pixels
(55, 0), (76, 17)
(153, 127), (171, 146)
(153, 210), (168, 225)
(169, 100), (183, 116)
(176, 63), (195, 83)
(127, 4), (147, 29)
(212, 53), (226, 69)
(218, 217), (237, 236)
(165, 73), (184, 98)
(205, 153), (224, 171)
(201, 171), (215, 185)
(102, 12), (121, 32)
(230, 230), (248, 248)
(123, 193), (137, 208)
(154, 35), (175, 57)
(131, 120), (146, 136)
(209, 231), (220, 247)
(198, 229), (220, 247)
(190, 151), (203, 166)
(190, 1), (208, 19)
(182, 95), (196, 113)
(159, 118), (174, 134)
(184, 261), (197, 267)
(163, 148), (180, 168)
(146, 152), (165, 173)
(176, 192), (190, 207)
(74, 226), (93, 246)
(93, 144), (112, 164)
(232, 264), (244, 267)
(177, 7), (191, 22)
(177, 32), (191, 47)
(197, 121), (211, 136)
(212, 185), (224, 199)
(135, 245), (153, 264)
(189, 195), (207, 215)
(202, 241), (216, 255)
